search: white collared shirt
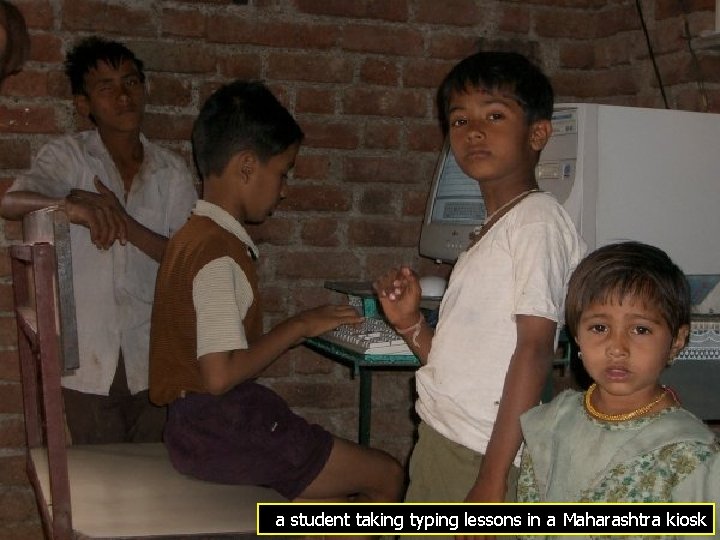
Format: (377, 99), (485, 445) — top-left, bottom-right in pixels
(191, 200), (259, 358)
(9, 130), (198, 394)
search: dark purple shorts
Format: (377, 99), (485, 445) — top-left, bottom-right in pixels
(164, 381), (334, 500)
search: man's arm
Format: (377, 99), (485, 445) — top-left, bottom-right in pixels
(465, 314), (556, 503)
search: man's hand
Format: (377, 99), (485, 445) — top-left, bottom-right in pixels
(64, 177), (128, 249)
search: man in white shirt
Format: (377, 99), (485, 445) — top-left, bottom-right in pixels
(0, 36), (197, 443)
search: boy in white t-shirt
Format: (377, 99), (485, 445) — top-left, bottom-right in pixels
(375, 51), (586, 520)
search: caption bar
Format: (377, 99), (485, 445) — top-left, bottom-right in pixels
(257, 502), (715, 536)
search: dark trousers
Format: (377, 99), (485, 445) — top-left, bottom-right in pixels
(62, 353), (166, 444)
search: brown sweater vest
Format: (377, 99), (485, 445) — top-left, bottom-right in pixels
(149, 215), (263, 405)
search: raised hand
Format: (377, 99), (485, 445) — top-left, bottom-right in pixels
(373, 266), (421, 329)
(64, 177), (128, 249)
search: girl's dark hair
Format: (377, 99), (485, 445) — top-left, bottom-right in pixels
(565, 241), (691, 342)
(64, 36), (145, 96)
(436, 51), (554, 136)
(192, 80), (304, 180)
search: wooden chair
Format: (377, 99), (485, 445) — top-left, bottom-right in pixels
(11, 210), (284, 539)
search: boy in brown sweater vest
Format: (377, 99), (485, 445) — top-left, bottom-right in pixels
(149, 80), (403, 503)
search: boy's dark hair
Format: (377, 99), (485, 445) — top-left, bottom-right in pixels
(0, 0), (30, 80)
(192, 80), (304, 180)
(436, 51), (554, 136)
(565, 241), (691, 342)
(64, 36), (145, 96)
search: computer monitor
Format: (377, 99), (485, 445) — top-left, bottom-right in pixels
(418, 138), (486, 263)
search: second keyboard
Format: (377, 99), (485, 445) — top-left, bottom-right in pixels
(319, 318), (413, 356)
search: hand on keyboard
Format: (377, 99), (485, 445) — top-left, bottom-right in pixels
(296, 304), (364, 339)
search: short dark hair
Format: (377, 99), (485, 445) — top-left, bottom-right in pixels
(0, 0), (30, 80)
(565, 241), (691, 342)
(64, 36), (145, 96)
(436, 51), (554, 136)
(192, 80), (304, 180)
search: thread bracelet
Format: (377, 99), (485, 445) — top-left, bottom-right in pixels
(395, 313), (424, 347)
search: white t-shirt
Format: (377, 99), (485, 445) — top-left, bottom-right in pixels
(191, 200), (258, 358)
(8, 131), (198, 395)
(415, 192), (586, 457)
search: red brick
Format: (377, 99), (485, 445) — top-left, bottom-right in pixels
(294, 154), (331, 180)
(594, 4), (640, 38)
(560, 42), (596, 69)
(0, 315), (18, 346)
(28, 33), (63, 63)
(1, 72), (49, 98)
(0, 415), (25, 447)
(267, 53), (353, 83)
(296, 88), (336, 115)
(359, 188), (396, 215)
(146, 75), (193, 107)
(217, 53), (263, 80)
(294, 0), (409, 22)
(131, 41), (216, 74)
(5, 220), (23, 241)
(499, 5), (532, 34)
(363, 121), (401, 149)
(62, 0), (155, 36)
(348, 219), (421, 247)
(366, 252), (424, 279)
(655, 0), (714, 19)
(17, 0), (53, 29)
(0, 140), (31, 169)
(535, 10), (601, 39)
(344, 156), (426, 184)
(0, 106), (60, 134)
(293, 347), (335, 375)
(360, 58), (399, 86)
(0, 382), (23, 414)
(0, 248), (11, 279)
(343, 87), (427, 118)
(280, 185), (351, 212)
(299, 120), (360, 150)
(0, 455), (28, 486)
(403, 59), (455, 89)
(407, 123), (443, 152)
(426, 34), (480, 60)
(300, 218), (340, 247)
(161, 8), (206, 38)
(260, 286), (289, 315)
(141, 113), (194, 141)
(0, 489), (38, 521)
(286, 286), (338, 312)
(415, 0), (482, 26)
(340, 25), (424, 56)
(208, 16), (340, 49)
(245, 218), (295, 246)
(403, 189), (431, 217)
(46, 71), (71, 99)
(0, 350), (20, 382)
(276, 252), (362, 280)
(0, 521), (44, 540)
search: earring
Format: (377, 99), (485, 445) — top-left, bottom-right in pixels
(577, 351), (583, 360)
(667, 356), (677, 366)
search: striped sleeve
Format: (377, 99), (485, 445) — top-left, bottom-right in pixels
(192, 256), (254, 358)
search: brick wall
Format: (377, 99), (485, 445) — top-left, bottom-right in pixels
(0, 0), (717, 537)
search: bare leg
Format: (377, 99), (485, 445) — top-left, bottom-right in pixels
(297, 437), (404, 502)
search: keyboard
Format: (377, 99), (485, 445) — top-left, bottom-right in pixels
(318, 317), (413, 356)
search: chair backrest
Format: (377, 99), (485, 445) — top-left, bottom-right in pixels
(11, 211), (76, 540)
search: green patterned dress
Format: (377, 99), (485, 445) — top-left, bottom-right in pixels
(518, 390), (720, 539)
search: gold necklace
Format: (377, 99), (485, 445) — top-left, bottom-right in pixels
(583, 383), (668, 422)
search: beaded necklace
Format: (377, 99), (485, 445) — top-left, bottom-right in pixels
(583, 383), (670, 422)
